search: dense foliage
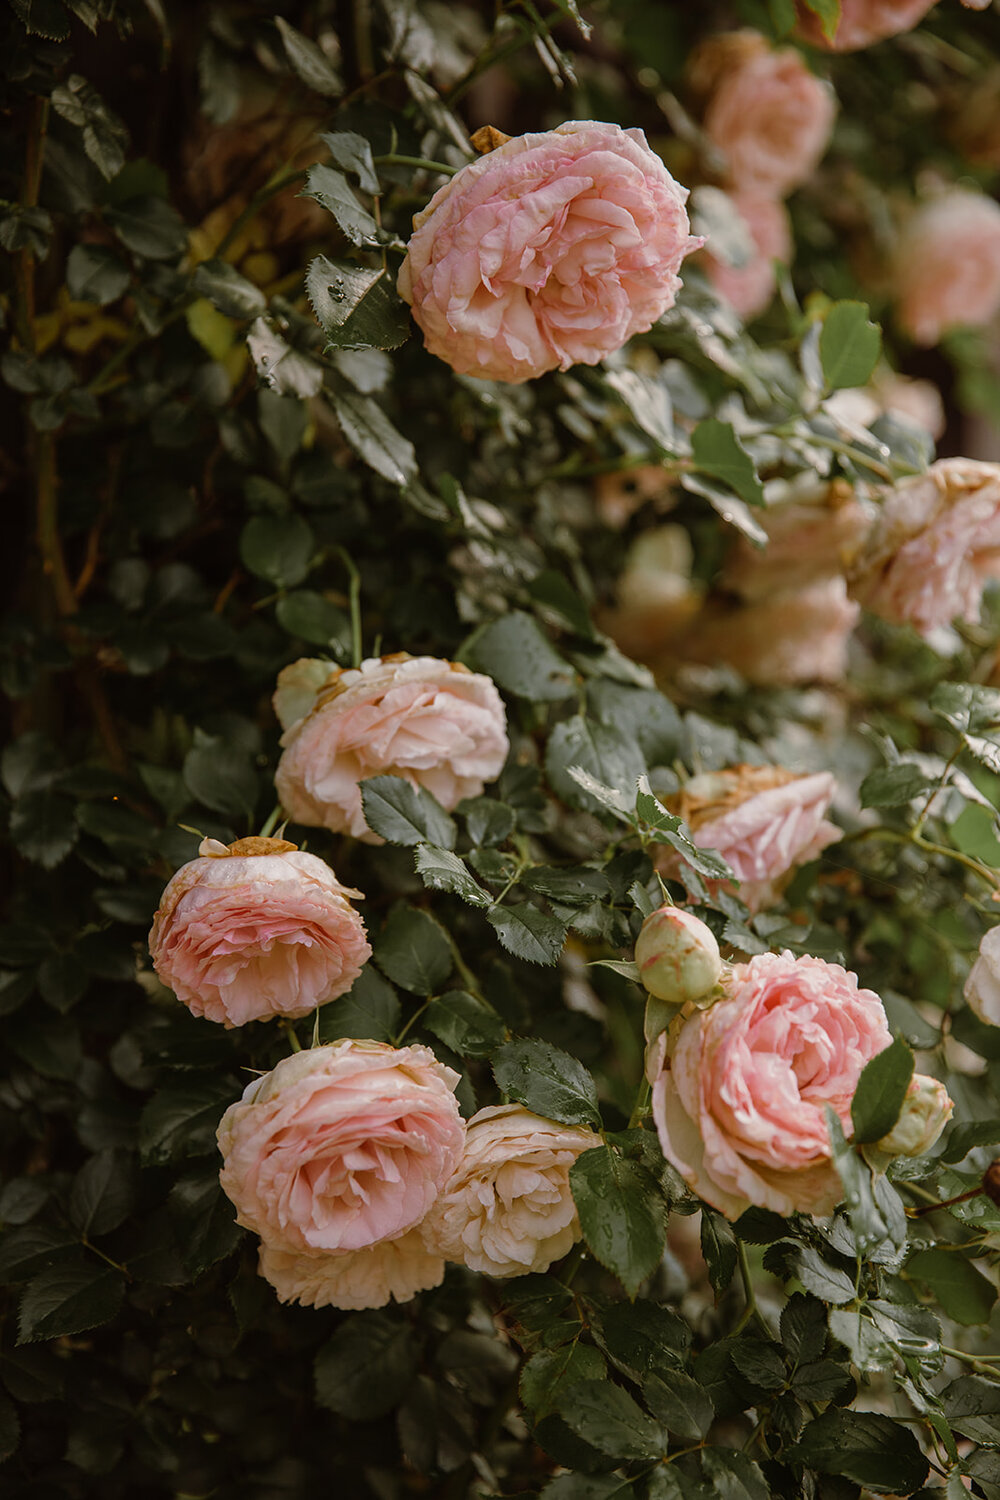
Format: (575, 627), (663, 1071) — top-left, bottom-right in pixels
(3, 0), (1000, 1496)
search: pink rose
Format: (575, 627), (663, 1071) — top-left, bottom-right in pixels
(652, 951), (893, 1218)
(664, 765), (840, 912)
(849, 458), (1000, 635)
(721, 481), (871, 602)
(703, 36), (836, 197)
(964, 926), (1000, 1027)
(257, 1227), (444, 1311)
(425, 1104), (598, 1277)
(796, 0), (936, 51)
(704, 192), (792, 320)
(148, 836), (371, 1027)
(894, 190), (1000, 345)
(397, 120), (702, 384)
(682, 576), (861, 686)
(217, 1040), (464, 1254)
(274, 653), (509, 841)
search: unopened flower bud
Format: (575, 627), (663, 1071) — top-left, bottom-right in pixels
(876, 1074), (953, 1158)
(634, 905), (723, 1005)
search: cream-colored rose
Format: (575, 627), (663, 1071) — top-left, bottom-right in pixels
(258, 1227), (444, 1311)
(424, 1104), (598, 1277)
(965, 926), (1000, 1027)
(849, 458), (1000, 635)
(895, 190), (1000, 346)
(601, 524), (703, 660)
(876, 1075), (953, 1158)
(274, 653), (509, 841)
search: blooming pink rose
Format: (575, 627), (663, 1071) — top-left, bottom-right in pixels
(849, 458), (1000, 635)
(217, 1040), (464, 1254)
(894, 190), (1000, 346)
(703, 36), (836, 197)
(148, 837), (371, 1027)
(704, 192), (792, 320)
(258, 1227), (444, 1311)
(274, 653), (509, 841)
(425, 1104), (597, 1277)
(721, 481), (871, 602)
(652, 951), (892, 1218)
(965, 925), (1000, 1027)
(682, 577), (861, 686)
(664, 765), (840, 912)
(796, 0), (936, 51)
(397, 121), (702, 384)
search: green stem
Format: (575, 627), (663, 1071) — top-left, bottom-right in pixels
(940, 1345), (1000, 1374)
(733, 1240), (770, 1337)
(911, 743), (962, 840)
(395, 999), (431, 1046)
(628, 1078), (651, 1129)
(258, 803), (286, 839)
(281, 1020), (303, 1053)
(772, 425), (894, 481)
(336, 547), (364, 667)
(372, 153), (458, 176)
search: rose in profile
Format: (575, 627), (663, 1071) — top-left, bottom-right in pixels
(652, 951), (892, 1218)
(965, 926), (1000, 1027)
(849, 458), (1000, 635)
(148, 837), (371, 1027)
(258, 1227), (444, 1311)
(877, 1075), (953, 1158)
(274, 653), (509, 841)
(397, 120), (702, 384)
(703, 192), (792, 320)
(425, 1104), (597, 1277)
(218, 1040), (465, 1255)
(796, 0), (936, 51)
(895, 190), (1000, 346)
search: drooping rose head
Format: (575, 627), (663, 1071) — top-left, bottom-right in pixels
(701, 34), (836, 197)
(652, 951), (893, 1218)
(663, 765), (840, 912)
(965, 926), (1000, 1027)
(796, 0), (937, 51)
(258, 1227), (444, 1311)
(894, 191), (1000, 346)
(424, 1104), (598, 1277)
(849, 458), (1000, 635)
(148, 837), (371, 1027)
(217, 1040), (465, 1253)
(876, 1074), (953, 1158)
(397, 121), (702, 384)
(274, 653), (509, 841)
(680, 576), (861, 687)
(703, 192), (792, 320)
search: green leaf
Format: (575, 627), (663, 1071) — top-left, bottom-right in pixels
(333, 391), (417, 486)
(943, 1375), (1000, 1448)
(462, 612), (575, 702)
(275, 16), (344, 96)
(487, 903), (568, 966)
(905, 1248), (997, 1325)
(275, 589), (350, 648)
(104, 196), (187, 259)
(460, 797), (515, 847)
(182, 733), (258, 821)
(301, 164), (378, 247)
(801, 0), (841, 41)
(423, 990), (506, 1057)
(139, 1078), (238, 1166)
(819, 301), (881, 391)
(859, 763), (935, 810)
(795, 1248), (855, 1305)
(192, 258), (266, 318)
(68, 1150), (135, 1237)
(66, 244), (129, 304)
(826, 1108), (905, 1260)
(690, 419), (764, 507)
(373, 906), (453, 995)
(18, 1257), (124, 1343)
(9, 791), (79, 869)
(527, 570), (595, 639)
(51, 75), (129, 179)
(930, 682), (1000, 736)
(779, 1293), (827, 1364)
(556, 1379), (666, 1461)
(546, 716), (645, 814)
(361, 775), (456, 848)
(540, 1476), (634, 1500)
(729, 1339), (788, 1392)
(520, 1343), (606, 1420)
(520, 867), (610, 905)
(493, 1039), (600, 1127)
(319, 965), (400, 1043)
(414, 845), (490, 907)
(0, 1225), (79, 1284)
(590, 1299), (690, 1379)
(315, 1312), (419, 1418)
(850, 1037), (914, 1144)
(11, 0), (71, 40)
(791, 1359), (854, 1403)
(788, 1409), (929, 1494)
(570, 1145), (665, 1298)
(949, 802), (1000, 864)
(644, 1368), (714, 1441)
(606, 368), (674, 451)
(319, 130), (379, 193)
(941, 1118), (1000, 1161)
(306, 256), (410, 351)
(167, 1165), (243, 1276)
(699, 1448), (770, 1500)
(239, 513), (315, 588)
(701, 1210), (738, 1297)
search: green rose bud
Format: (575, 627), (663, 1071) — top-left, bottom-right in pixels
(634, 905), (723, 1005)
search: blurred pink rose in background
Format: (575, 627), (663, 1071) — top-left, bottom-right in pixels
(148, 837), (371, 1027)
(895, 190), (1000, 345)
(274, 653), (509, 840)
(258, 1227), (444, 1311)
(397, 121), (702, 383)
(796, 0), (937, 50)
(721, 481), (870, 601)
(965, 925), (1000, 1027)
(217, 1040), (464, 1255)
(682, 576), (861, 686)
(703, 192), (792, 319)
(849, 458), (1000, 634)
(652, 951), (892, 1218)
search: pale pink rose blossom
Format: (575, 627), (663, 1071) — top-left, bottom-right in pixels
(652, 951), (893, 1218)
(895, 191), (1000, 346)
(849, 458), (1000, 635)
(721, 482), (871, 602)
(397, 121), (702, 384)
(664, 765), (840, 912)
(704, 193), (792, 320)
(274, 653), (509, 841)
(148, 837), (371, 1027)
(683, 576), (861, 686)
(876, 1075), (953, 1157)
(257, 1227), (444, 1311)
(425, 1104), (597, 1277)
(796, 0), (937, 50)
(703, 38), (836, 197)
(964, 926), (1000, 1027)
(217, 1040), (465, 1254)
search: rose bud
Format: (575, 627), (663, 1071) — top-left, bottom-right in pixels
(876, 1074), (953, 1158)
(965, 926), (1000, 1027)
(635, 905), (723, 1006)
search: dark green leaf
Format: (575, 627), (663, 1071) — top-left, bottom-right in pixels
(319, 965), (400, 1043)
(423, 990), (506, 1057)
(0, 1225), (79, 1284)
(788, 1409), (929, 1494)
(795, 1248), (855, 1305)
(520, 867), (610, 904)
(167, 1166), (243, 1276)
(905, 1248), (997, 1325)
(528, 570), (594, 639)
(792, 1359), (854, 1403)
(859, 764), (935, 810)
(276, 589), (350, 647)
(182, 734), (258, 821)
(462, 612), (575, 702)
(460, 797), (515, 847)
(570, 1146), (665, 1298)
(690, 419), (764, 507)
(18, 1257), (124, 1343)
(66, 243), (129, 304)
(139, 1078), (238, 1166)
(105, 196), (186, 259)
(941, 1118), (1000, 1162)
(520, 1343), (606, 1420)
(414, 844), (490, 905)
(819, 302), (882, 391)
(701, 1210), (738, 1297)
(51, 75), (129, 179)
(68, 1150), (135, 1237)
(699, 1448), (770, 1500)
(546, 716), (645, 813)
(301, 164), (377, 246)
(373, 906), (453, 995)
(780, 1293), (827, 1364)
(540, 1477), (634, 1500)
(239, 513), (314, 588)
(494, 1039), (600, 1127)
(192, 258), (266, 318)
(333, 391), (417, 486)
(644, 1368), (714, 1441)
(850, 1037), (914, 1144)
(11, 0), (71, 40)
(729, 1339), (787, 1392)
(315, 1312), (419, 1418)
(361, 775), (456, 848)
(9, 791), (79, 869)
(320, 130), (379, 193)
(556, 1379), (666, 1460)
(930, 682), (1000, 736)
(487, 903), (567, 966)
(306, 256), (410, 351)
(590, 1299), (690, 1379)
(275, 16), (343, 96)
